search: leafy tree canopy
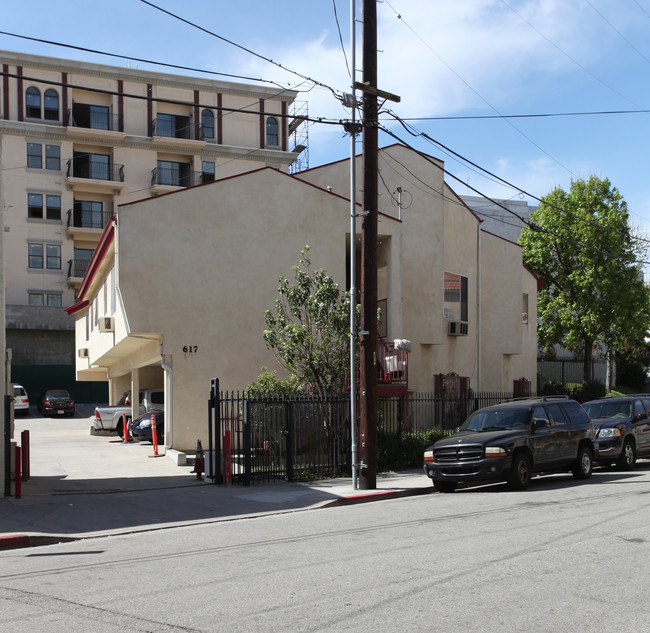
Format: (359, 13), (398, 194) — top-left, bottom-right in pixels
(263, 247), (355, 394)
(520, 175), (650, 381)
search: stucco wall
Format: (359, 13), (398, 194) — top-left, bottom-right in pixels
(115, 169), (350, 449)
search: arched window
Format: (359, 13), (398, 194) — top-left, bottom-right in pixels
(44, 89), (59, 121)
(201, 109), (214, 140)
(26, 87), (41, 118)
(266, 116), (279, 147)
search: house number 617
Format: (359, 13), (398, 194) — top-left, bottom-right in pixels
(183, 345), (198, 353)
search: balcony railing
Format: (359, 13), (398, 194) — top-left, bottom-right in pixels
(67, 258), (91, 279)
(66, 159), (124, 182)
(151, 167), (213, 188)
(66, 208), (113, 231)
(65, 109), (124, 132)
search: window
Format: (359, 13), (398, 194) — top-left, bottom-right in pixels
(73, 152), (110, 180)
(27, 143), (42, 168)
(26, 143), (60, 170)
(201, 110), (214, 139)
(522, 293), (529, 324)
(28, 243), (61, 269)
(72, 103), (109, 130)
(266, 116), (279, 146)
(443, 272), (468, 322)
(545, 403), (568, 426)
(156, 160), (191, 187)
(28, 244), (43, 268)
(201, 160), (215, 184)
(28, 194), (43, 218)
(26, 87), (41, 118)
(73, 200), (105, 229)
(634, 399), (646, 420)
(156, 113), (191, 139)
(29, 292), (62, 307)
(45, 145), (60, 170)
(44, 89), (59, 121)
(46, 244), (61, 269)
(46, 195), (61, 220)
(28, 194), (61, 220)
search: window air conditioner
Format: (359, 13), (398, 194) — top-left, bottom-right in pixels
(99, 317), (114, 332)
(78, 348), (89, 358)
(447, 321), (468, 336)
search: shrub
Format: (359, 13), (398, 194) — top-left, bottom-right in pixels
(377, 428), (450, 471)
(571, 379), (606, 403)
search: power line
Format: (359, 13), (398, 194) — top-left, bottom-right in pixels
(377, 124), (648, 264)
(499, 0), (644, 110)
(332, 0), (351, 78)
(0, 30), (300, 89)
(0, 70), (345, 128)
(383, 110), (650, 247)
(584, 0), (650, 66)
(381, 0), (575, 178)
(139, 0), (343, 100)
(386, 108), (650, 122)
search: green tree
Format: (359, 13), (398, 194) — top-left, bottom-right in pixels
(520, 176), (650, 384)
(263, 247), (356, 394)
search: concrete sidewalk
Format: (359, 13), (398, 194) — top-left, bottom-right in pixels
(1, 414), (433, 549)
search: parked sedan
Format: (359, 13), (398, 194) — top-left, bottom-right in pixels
(131, 410), (164, 444)
(12, 383), (30, 417)
(38, 389), (75, 417)
(583, 396), (650, 469)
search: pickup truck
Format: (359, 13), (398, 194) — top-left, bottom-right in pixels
(93, 389), (164, 438)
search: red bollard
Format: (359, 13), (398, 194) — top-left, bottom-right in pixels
(14, 446), (21, 499)
(151, 414), (159, 456)
(122, 413), (130, 443)
(21, 430), (30, 481)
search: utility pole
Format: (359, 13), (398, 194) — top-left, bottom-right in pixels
(358, 0), (379, 490)
(357, 0), (400, 490)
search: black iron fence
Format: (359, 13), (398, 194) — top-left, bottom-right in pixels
(208, 382), (531, 485)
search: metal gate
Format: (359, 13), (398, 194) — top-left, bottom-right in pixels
(208, 379), (351, 485)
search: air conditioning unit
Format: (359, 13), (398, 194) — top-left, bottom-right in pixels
(99, 316), (114, 332)
(78, 348), (89, 358)
(447, 321), (468, 336)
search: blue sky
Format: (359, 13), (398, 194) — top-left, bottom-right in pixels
(3, 0), (650, 236)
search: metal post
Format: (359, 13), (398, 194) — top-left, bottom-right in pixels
(359, 0), (379, 490)
(349, 0), (359, 489)
(4, 395), (11, 497)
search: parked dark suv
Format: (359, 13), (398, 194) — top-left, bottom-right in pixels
(423, 397), (595, 492)
(583, 396), (650, 469)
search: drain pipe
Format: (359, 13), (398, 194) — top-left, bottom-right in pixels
(160, 353), (173, 449)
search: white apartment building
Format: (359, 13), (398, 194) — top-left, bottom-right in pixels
(0, 50), (301, 397)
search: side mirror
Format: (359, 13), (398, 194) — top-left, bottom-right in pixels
(532, 419), (549, 432)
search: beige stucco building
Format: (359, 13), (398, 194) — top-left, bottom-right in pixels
(65, 144), (537, 453)
(0, 49), (301, 395)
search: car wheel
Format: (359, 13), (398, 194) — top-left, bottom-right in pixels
(116, 419), (124, 439)
(508, 452), (531, 490)
(572, 445), (593, 480)
(616, 439), (636, 470)
(433, 481), (457, 493)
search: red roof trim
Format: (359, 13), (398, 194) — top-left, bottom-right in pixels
(76, 218), (116, 301)
(65, 299), (89, 316)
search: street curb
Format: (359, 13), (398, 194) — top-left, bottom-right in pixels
(0, 534), (79, 550)
(323, 485), (434, 507)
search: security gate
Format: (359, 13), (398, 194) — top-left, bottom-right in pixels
(208, 379), (351, 485)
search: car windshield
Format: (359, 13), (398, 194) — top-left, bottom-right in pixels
(583, 401), (632, 419)
(47, 390), (70, 398)
(461, 408), (530, 432)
